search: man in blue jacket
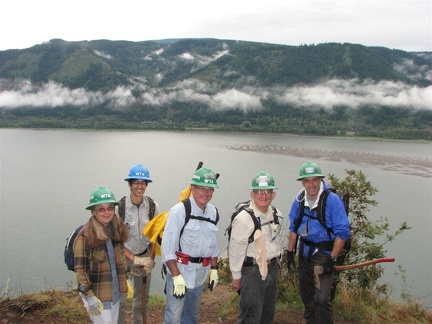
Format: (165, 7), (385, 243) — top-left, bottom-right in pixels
(286, 162), (351, 324)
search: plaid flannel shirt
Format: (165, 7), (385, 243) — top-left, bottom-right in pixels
(74, 233), (128, 302)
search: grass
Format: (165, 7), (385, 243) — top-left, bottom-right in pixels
(0, 288), (166, 323)
(0, 290), (88, 323)
(218, 259), (432, 324)
(1, 283), (431, 323)
(332, 284), (432, 323)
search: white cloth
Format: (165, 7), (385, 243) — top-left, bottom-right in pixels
(253, 230), (268, 280)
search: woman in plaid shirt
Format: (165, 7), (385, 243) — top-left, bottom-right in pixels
(74, 187), (129, 323)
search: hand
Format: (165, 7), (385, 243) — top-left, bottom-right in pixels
(172, 274), (187, 299)
(87, 295), (104, 316)
(133, 256), (155, 268)
(323, 255), (336, 274)
(286, 251), (296, 271)
(208, 269), (218, 291)
(143, 265), (154, 276)
(130, 265), (145, 277)
(231, 278), (241, 294)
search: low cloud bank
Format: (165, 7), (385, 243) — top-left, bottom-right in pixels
(0, 78), (430, 111)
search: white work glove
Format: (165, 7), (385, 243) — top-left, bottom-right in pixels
(86, 295), (104, 316)
(172, 274), (187, 299)
(208, 269), (219, 291)
(133, 256), (155, 268)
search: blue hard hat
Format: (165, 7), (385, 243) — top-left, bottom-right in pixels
(124, 164), (153, 182)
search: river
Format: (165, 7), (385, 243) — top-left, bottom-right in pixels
(0, 128), (430, 308)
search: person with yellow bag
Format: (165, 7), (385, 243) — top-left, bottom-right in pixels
(142, 164), (199, 257)
(154, 165), (220, 324)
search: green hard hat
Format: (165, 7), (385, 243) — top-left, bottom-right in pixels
(86, 186), (119, 210)
(250, 171), (278, 190)
(188, 167), (219, 188)
(297, 162), (325, 181)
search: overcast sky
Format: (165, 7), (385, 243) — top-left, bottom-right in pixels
(1, 0), (430, 52)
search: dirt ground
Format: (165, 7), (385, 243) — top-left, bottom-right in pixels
(0, 284), (356, 323)
(132, 283), (311, 324)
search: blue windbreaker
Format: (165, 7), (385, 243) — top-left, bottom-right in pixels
(288, 180), (351, 257)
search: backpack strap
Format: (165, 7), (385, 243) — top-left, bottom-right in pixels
(293, 191), (306, 234)
(118, 196), (126, 221)
(179, 198), (192, 246)
(260, 206), (281, 227)
(272, 206), (280, 225)
(147, 196), (156, 220)
(239, 204), (260, 244)
(178, 198), (219, 252)
(318, 189), (334, 240)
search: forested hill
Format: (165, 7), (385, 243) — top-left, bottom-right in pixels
(0, 38), (431, 140)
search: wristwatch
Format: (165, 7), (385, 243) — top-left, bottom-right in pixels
(331, 256), (338, 263)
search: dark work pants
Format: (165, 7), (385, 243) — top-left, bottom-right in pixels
(238, 262), (279, 324)
(299, 250), (334, 324)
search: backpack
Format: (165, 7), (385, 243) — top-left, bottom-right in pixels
(293, 188), (351, 258)
(64, 225), (85, 271)
(225, 200), (280, 246)
(117, 195), (156, 221)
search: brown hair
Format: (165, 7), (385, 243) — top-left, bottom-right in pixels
(84, 213), (128, 248)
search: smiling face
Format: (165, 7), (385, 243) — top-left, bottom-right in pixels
(301, 177), (322, 200)
(250, 189), (276, 213)
(92, 203), (115, 227)
(128, 180), (148, 202)
(191, 185), (214, 210)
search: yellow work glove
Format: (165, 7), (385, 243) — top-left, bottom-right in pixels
(133, 256), (155, 268)
(208, 269), (219, 291)
(86, 295), (104, 316)
(127, 279), (134, 299)
(172, 274), (187, 299)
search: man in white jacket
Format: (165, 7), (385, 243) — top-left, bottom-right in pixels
(162, 167), (220, 324)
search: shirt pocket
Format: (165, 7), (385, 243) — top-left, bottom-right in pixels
(125, 221), (138, 237)
(92, 247), (107, 264)
(204, 222), (218, 249)
(181, 222), (201, 247)
(114, 245), (126, 268)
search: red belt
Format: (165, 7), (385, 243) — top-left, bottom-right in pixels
(176, 251), (211, 266)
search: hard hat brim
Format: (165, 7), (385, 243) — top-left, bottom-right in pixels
(250, 185), (278, 190)
(124, 177), (153, 182)
(296, 174), (325, 181)
(189, 180), (219, 188)
(86, 200), (119, 210)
